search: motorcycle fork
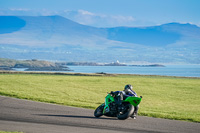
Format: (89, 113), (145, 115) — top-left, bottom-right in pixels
(103, 94), (115, 114)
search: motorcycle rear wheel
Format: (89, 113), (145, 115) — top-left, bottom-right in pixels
(117, 104), (134, 120)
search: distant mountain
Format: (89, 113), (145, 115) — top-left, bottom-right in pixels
(0, 16), (199, 64)
(0, 16), (107, 48)
(106, 22), (200, 46)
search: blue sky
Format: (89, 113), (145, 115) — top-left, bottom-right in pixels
(0, 0), (199, 27)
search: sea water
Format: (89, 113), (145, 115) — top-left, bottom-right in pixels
(66, 65), (200, 77)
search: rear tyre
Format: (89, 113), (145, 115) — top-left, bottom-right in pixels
(117, 104), (134, 120)
(94, 104), (104, 117)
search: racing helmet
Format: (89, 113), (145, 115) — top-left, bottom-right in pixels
(124, 84), (133, 93)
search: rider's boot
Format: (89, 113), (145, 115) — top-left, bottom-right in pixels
(130, 112), (137, 119)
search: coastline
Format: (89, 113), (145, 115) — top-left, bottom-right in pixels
(0, 70), (199, 79)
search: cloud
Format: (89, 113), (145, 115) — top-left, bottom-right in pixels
(0, 8), (200, 28)
(0, 8), (38, 16)
(0, 8), (140, 27)
(66, 9), (136, 27)
(9, 8), (30, 11)
(109, 15), (135, 26)
(78, 10), (95, 16)
(111, 15), (135, 22)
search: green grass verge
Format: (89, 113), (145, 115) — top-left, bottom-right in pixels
(0, 131), (23, 133)
(0, 72), (199, 122)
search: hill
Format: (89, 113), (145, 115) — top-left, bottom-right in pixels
(0, 16), (199, 64)
(106, 23), (200, 47)
(0, 58), (71, 71)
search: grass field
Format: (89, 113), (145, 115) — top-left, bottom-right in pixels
(0, 72), (199, 122)
(0, 131), (23, 133)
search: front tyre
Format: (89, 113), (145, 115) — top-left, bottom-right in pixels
(117, 104), (134, 120)
(94, 104), (104, 118)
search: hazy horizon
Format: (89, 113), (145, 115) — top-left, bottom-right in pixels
(0, 0), (199, 27)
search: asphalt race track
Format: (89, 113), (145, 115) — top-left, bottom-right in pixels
(0, 96), (199, 133)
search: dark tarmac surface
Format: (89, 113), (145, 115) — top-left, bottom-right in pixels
(0, 96), (199, 133)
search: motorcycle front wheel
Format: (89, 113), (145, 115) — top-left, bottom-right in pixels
(94, 104), (104, 118)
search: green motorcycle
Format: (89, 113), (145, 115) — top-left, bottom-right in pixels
(94, 92), (142, 120)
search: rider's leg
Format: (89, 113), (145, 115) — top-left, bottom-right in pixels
(131, 105), (139, 119)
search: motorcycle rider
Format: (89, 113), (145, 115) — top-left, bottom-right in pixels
(111, 84), (139, 119)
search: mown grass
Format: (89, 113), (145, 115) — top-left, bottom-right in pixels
(0, 72), (199, 122)
(0, 131), (23, 133)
